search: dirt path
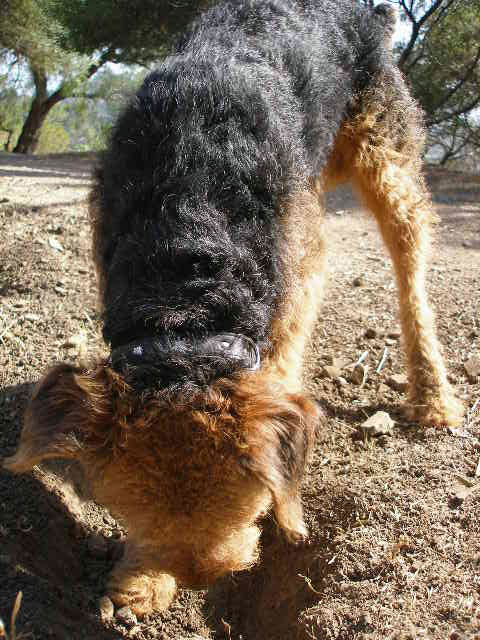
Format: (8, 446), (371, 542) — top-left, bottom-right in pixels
(0, 152), (479, 640)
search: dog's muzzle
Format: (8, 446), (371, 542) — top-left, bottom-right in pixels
(110, 333), (261, 374)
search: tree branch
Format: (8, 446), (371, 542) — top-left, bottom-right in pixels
(431, 46), (480, 114)
(427, 95), (480, 126)
(398, 0), (455, 70)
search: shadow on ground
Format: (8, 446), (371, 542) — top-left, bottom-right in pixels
(0, 382), (120, 639)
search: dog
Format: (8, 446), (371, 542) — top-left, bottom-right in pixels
(5, 0), (464, 618)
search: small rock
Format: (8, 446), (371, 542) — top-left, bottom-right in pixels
(387, 374), (408, 393)
(365, 328), (377, 339)
(377, 383), (390, 398)
(464, 355), (480, 383)
(87, 534), (108, 559)
(62, 332), (87, 350)
(387, 329), (401, 339)
(358, 611), (373, 627)
(99, 596), (114, 621)
(385, 338), (397, 346)
(451, 481), (478, 505)
(48, 236), (64, 252)
(331, 356), (351, 370)
(337, 376), (348, 386)
(352, 276), (364, 287)
(322, 365), (342, 379)
(115, 606), (137, 627)
(24, 313), (41, 322)
(0, 197), (9, 203)
(462, 240), (472, 248)
(359, 411), (394, 437)
(54, 286), (66, 296)
(350, 363), (368, 386)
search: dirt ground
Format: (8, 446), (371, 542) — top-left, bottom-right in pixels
(0, 151), (479, 640)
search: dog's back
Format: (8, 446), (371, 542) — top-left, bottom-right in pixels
(91, 0), (395, 390)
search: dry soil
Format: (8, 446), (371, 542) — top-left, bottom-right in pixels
(0, 152), (479, 640)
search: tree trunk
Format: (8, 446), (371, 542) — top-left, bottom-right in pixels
(12, 67), (66, 155)
(13, 59), (108, 154)
(12, 96), (56, 154)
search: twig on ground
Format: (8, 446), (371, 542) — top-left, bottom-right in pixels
(376, 347), (388, 373)
(298, 573), (322, 595)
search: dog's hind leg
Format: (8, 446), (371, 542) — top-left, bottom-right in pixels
(333, 70), (464, 427)
(108, 541), (176, 617)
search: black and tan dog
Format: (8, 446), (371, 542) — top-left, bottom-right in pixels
(6, 0), (464, 617)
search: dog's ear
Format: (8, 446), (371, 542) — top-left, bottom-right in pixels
(4, 364), (91, 473)
(241, 392), (321, 543)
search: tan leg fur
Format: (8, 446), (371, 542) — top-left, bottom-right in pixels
(321, 71), (464, 427)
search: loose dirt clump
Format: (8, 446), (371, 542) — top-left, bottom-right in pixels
(0, 153), (479, 639)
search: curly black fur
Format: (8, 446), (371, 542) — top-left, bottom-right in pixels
(95, 0), (397, 389)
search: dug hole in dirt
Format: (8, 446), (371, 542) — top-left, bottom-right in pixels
(0, 152), (479, 640)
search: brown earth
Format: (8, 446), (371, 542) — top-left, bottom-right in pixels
(0, 151), (479, 640)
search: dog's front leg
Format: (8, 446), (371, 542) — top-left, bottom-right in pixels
(108, 541), (176, 618)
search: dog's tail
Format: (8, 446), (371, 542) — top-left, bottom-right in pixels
(3, 363), (111, 473)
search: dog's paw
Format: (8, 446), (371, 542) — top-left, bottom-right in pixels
(109, 573), (176, 618)
(282, 522), (309, 546)
(405, 389), (465, 428)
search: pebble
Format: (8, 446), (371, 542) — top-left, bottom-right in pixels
(359, 411), (394, 436)
(365, 328), (377, 339)
(24, 313), (41, 322)
(387, 330), (401, 339)
(62, 332), (87, 349)
(99, 596), (114, 621)
(358, 611), (373, 626)
(350, 363), (368, 386)
(331, 356), (350, 370)
(464, 355), (480, 383)
(387, 374), (408, 393)
(115, 606), (137, 627)
(322, 365), (342, 380)
(352, 276), (364, 287)
(377, 383), (390, 398)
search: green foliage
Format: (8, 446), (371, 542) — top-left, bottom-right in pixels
(36, 115), (70, 154)
(406, 1), (480, 125)
(53, 0), (211, 64)
(2, 0), (209, 152)
(25, 66), (148, 153)
(0, 78), (28, 150)
(397, 0), (480, 165)
(0, 0), (65, 72)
